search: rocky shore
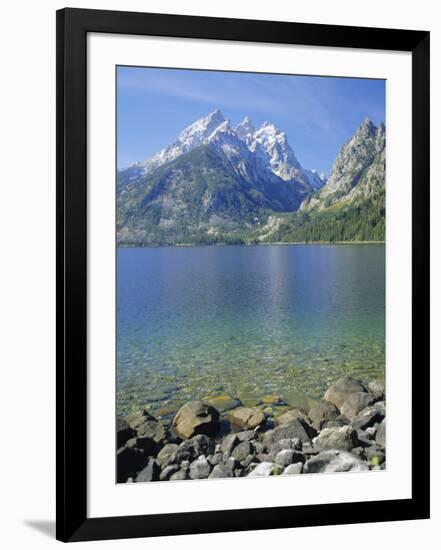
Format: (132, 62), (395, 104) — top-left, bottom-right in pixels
(116, 375), (385, 483)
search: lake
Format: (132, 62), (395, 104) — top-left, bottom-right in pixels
(116, 244), (385, 417)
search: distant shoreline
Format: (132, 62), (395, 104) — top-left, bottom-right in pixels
(117, 241), (385, 249)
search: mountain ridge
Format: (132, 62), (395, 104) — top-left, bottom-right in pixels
(117, 112), (385, 245)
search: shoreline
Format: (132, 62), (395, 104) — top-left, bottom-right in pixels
(117, 375), (386, 483)
(117, 241), (385, 249)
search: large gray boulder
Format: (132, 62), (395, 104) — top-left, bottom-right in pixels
(270, 438), (302, 457)
(125, 411), (148, 431)
(159, 464), (180, 481)
(264, 418), (315, 448)
(304, 450), (369, 474)
(175, 434), (214, 463)
(308, 400), (340, 429)
(172, 401), (219, 440)
(277, 409), (309, 425)
(156, 443), (178, 468)
(125, 411), (167, 454)
(170, 469), (189, 481)
(275, 449), (304, 467)
(369, 379), (386, 400)
(135, 459), (160, 482)
(351, 401), (385, 431)
(231, 441), (253, 462)
(282, 463), (303, 475)
(375, 418), (386, 447)
(135, 412), (167, 442)
(209, 463), (234, 478)
(247, 462), (274, 477)
(340, 392), (376, 419)
(220, 433), (238, 456)
(321, 416), (350, 430)
(189, 456), (212, 479)
(236, 430), (256, 442)
(312, 425), (358, 452)
(228, 407), (265, 430)
(207, 452), (223, 466)
(324, 376), (367, 409)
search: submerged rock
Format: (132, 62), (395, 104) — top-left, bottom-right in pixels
(173, 400), (219, 440)
(203, 395), (242, 413)
(259, 395), (287, 406)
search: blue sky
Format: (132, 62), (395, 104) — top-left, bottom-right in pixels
(117, 66), (385, 175)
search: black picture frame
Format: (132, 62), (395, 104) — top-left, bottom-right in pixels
(56, 7), (430, 543)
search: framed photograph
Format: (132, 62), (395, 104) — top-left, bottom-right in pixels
(56, 8), (430, 542)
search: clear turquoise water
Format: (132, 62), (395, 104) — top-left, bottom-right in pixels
(116, 244), (385, 416)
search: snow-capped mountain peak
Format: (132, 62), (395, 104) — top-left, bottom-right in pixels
(138, 110), (226, 175)
(127, 110), (326, 193)
(235, 116), (256, 146)
(252, 121), (302, 180)
(207, 119), (232, 140)
(177, 109), (226, 146)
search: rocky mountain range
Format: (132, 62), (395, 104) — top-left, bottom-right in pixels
(117, 111), (385, 245)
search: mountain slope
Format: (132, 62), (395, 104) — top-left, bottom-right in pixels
(262, 119), (386, 243)
(300, 119), (385, 211)
(235, 118), (326, 191)
(117, 140), (306, 245)
(117, 113), (385, 245)
(117, 110), (318, 245)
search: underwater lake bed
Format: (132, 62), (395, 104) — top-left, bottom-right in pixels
(116, 244), (385, 418)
